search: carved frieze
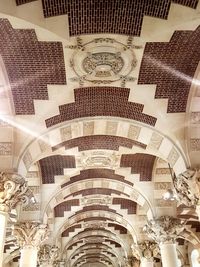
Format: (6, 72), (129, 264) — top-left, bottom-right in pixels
(80, 195), (112, 206)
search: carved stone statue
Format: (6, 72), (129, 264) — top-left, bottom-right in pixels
(173, 169), (199, 206)
(143, 216), (186, 244)
(12, 221), (50, 249)
(0, 172), (33, 212)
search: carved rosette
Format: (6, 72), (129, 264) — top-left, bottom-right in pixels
(0, 172), (33, 212)
(38, 244), (59, 265)
(12, 221), (50, 249)
(131, 240), (160, 260)
(143, 216), (185, 244)
(173, 169), (199, 207)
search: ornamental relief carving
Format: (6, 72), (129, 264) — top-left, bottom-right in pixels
(173, 169), (199, 206)
(0, 172), (33, 212)
(67, 36), (141, 87)
(143, 216), (186, 244)
(80, 195), (112, 206)
(38, 245), (59, 265)
(12, 221), (50, 249)
(131, 240), (160, 260)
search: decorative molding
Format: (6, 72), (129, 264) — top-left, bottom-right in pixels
(0, 172), (33, 212)
(67, 37), (141, 87)
(143, 216), (186, 244)
(13, 221), (50, 249)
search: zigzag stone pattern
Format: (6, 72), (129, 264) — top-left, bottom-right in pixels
(39, 155), (76, 184)
(39, 0), (199, 36)
(120, 153), (156, 181)
(46, 87), (157, 128)
(138, 27), (200, 113)
(0, 19), (66, 115)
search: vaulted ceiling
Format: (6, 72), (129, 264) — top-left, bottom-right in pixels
(1, 0), (200, 266)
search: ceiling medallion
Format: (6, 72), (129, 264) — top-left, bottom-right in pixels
(67, 37), (142, 87)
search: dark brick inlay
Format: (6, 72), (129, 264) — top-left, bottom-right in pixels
(108, 223), (128, 234)
(54, 199), (80, 217)
(16, 0), (37, 5)
(112, 198), (137, 214)
(173, 0), (198, 8)
(120, 153), (156, 181)
(46, 87), (157, 128)
(53, 135), (147, 152)
(62, 224), (82, 237)
(41, 0), (198, 36)
(0, 19), (66, 115)
(61, 168), (133, 188)
(138, 27), (200, 113)
(39, 155), (75, 184)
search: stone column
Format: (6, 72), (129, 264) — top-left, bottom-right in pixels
(143, 216), (185, 267)
(13, 221), (49, 267)
(38, 244), (59, 266)
(131, 240), (159, 267)
(0, 172), (33, 267)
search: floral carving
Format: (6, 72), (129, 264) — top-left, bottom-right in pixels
(143, 216), (185, 244)
(0, 172), (33, 212)
(12, 221), (50, 249)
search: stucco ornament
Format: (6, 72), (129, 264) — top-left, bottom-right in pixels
(67, 36), (141, 87)
(143, 216), (186, 244)
(12, 221), (50, 249)
(173, 169), (199, 206)
(38, 244), (59, 265)
(0, 172), (33, 212)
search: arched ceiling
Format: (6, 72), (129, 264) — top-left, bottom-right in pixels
(0, 0), (200, 266)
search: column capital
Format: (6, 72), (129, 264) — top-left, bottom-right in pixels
(173, 169), (199, 206)
(38, 244), (59, 265)
(132, 240), (159, 260)
(143, 216), (185, 244)
(0, 172), (33, 212)
(12, 221), (50, 249)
